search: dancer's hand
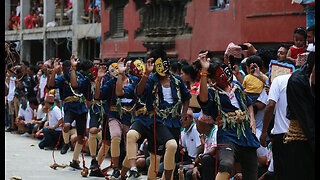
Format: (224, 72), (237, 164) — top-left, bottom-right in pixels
(199, 51), (210, 72)
(53, 58), (61, 72)
(97, 66), (107, 79)
(117, 58), (126, 74)
(70, 54), (78, 68)
(145, 58), (154, 76)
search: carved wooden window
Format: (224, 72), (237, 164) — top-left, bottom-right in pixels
(110, 5), (125, 38)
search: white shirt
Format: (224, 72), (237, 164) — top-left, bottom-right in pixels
(16, 5), (21, 17)
(204, 125), (218, 154)
(255, 88), (268, 132)
(7, 76), (16, 102)
(39, 75), (47, 99)
(267, 150), (274, 172)
(48, 105), (63, 131)
(181, 123), (201, 158)
(228, 91), (240, 109)
(267, 74), (291, 134)
(217, 86), (240, 109)
(36, 104), (46, 120)
(86, 110), (91, 129)
(18, 102), (33, 122)
(162, 86), (174, 104)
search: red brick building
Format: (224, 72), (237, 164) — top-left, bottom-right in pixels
(100, 0), (306, 63)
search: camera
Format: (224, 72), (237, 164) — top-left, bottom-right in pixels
(250, 65), (256, 73)
(238, 44), (248, 50)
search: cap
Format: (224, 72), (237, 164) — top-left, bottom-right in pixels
(198, 113), (215, 124)
(225, 42), (242, 59)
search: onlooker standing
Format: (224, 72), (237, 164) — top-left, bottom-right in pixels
(38, 60), (52, 100)
(8, 10), (20, 30)
(24, 9), (36, 29)
(6, 66), (17, 132)
(14, 63), (37, 101)
(260, 73), (292, 180)
(276, 44), (291, 61)
(306, 25), (315, 44)
(16, 2), (21, 17)
(283, 52), (315, 180)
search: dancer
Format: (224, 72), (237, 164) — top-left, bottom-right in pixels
(198, 51), (260, 180)
(48, 55), (91, 170)
(136, 49), (191, 180)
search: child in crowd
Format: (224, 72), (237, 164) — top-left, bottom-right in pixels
(286, 27), (308, 65)
(242, 55), (268, 103)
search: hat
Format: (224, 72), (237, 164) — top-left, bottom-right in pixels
(225, 42), (242, 59)
(45, 94), (55, 103)
(296, 52), (309, 66)
(198, 113), (215, 124)
(48, 89), (55, 96)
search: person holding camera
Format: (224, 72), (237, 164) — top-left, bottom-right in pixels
(242, 55), (268, 103)
(223, 43), (246, 84)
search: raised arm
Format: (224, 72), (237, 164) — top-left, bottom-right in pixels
(69, 54), (78, 89)
(199, 52), (210, 103)
(94, 65), (107, 99)
(251, 63), (267, 84)
(48, 58), (60, 88)
(136, 58), (154, 96)
(116, 58), (126, 97)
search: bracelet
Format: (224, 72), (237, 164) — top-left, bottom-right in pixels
(200, 72), (209, 76)
(143, 74), (149, 78)
(71, 65), (77, 70)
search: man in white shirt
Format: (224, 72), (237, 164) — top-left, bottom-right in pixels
(6, 68), (16, 132)
(38, 94), (63, 149)
(15, 95), (35, 136)
(180, 109), (202, 168)
(185, 113), (217, 180)
(260, 73), (291, 180)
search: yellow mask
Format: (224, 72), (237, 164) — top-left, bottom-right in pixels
(108, 63), (119, 78)
(155, 58), (169, 76)
(131, 60), (145, 77)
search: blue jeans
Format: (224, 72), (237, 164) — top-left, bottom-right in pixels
(38, 128), (62, 149)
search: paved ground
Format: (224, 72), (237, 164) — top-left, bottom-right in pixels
(5, 131), (148, 180)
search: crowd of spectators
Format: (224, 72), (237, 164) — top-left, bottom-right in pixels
(7, 0), (100, 30)
(5, 24), (315, 180)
